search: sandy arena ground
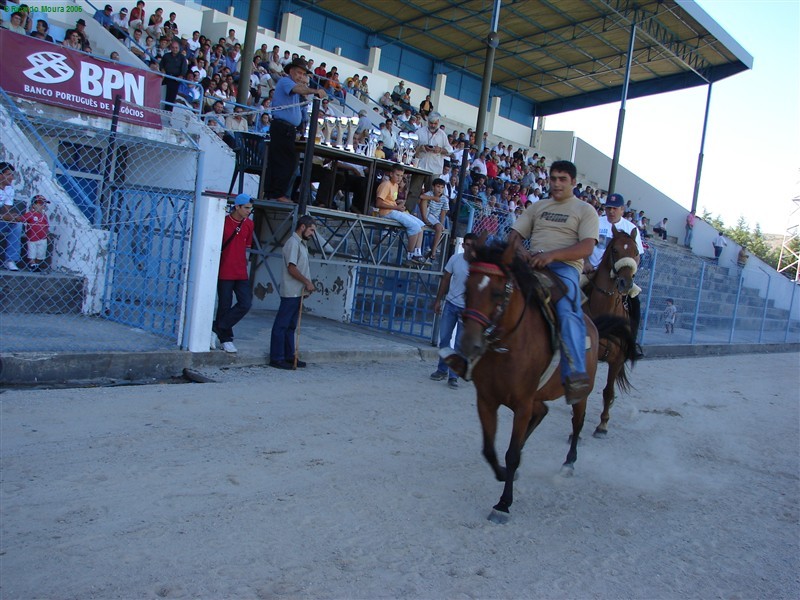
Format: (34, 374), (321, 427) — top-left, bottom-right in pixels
(1, 352), (798, 599)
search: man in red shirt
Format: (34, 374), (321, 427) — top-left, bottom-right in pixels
(213, 193), (254, 353)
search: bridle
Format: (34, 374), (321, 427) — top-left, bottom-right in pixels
(591, 235), (638, 297)
(462, 261), (526, 350)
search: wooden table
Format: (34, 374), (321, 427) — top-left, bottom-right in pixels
(298, 142), (431, 214)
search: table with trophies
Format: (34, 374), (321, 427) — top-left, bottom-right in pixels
(303, 114), (427, 214)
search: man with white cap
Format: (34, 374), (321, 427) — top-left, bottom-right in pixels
(585, 191), (645, 358)
(213, 193), (254, 353)
(111, 6), (129, 40)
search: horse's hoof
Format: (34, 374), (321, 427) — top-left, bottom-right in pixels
(442, 352), (467, 378)
(488, 509), (510, 524)
(560, 463), (575, 477)
(593, 428), (608, 438)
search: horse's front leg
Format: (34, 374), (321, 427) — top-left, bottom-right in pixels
(594, 362), (619, 437)
(477, 398), (505, 482)
(563, 398), (587, 473)
(489, 405), (533, 523)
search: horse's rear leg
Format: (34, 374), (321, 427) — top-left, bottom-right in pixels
(594, 361), (620, 437)
(524, 401), (549, 442)
(477, 400), (506, 482)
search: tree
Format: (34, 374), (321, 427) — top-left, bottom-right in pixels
(726, 216), (751, 247)
(700, 208), (725, 232)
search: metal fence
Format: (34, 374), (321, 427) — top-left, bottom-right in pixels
(463, 197), (800, 346)
(0, 90), (201, 343)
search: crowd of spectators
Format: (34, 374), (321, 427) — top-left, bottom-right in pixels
(1, 1), (667, 238)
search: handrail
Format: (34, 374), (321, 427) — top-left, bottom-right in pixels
(0, 86), (97, 225)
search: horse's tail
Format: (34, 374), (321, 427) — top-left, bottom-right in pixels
(592, 314), (637, 393)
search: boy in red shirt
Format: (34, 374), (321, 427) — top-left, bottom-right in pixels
(213, 193), (254, 353)
(22, 195), (50, 272)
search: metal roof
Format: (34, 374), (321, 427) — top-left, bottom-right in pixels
(295, 0), (753, 116)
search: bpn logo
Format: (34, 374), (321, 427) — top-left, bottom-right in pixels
(23, 51), (74, 84)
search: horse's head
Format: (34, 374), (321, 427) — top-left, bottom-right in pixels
(458, 241), (518, 362)
(604, 226), (639, 295)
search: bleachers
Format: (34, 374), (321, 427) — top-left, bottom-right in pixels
(638, 239), (798, 341)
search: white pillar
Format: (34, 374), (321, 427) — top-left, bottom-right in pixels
(182, 194), (227, 352)
(431, 73), (446, 112)
(367, 46), (381, 73)
(279, 12), (302, 43)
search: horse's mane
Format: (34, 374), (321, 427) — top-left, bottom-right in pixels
(472, 241), (541, 307)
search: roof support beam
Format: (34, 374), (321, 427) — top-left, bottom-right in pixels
(608, 22), (636, 195)
(597, 0), (712, 82)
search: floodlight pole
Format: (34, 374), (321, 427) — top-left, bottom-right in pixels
(608, 22), (636, 195)
(691, 83), (713, 214)
(474, 0), (502, 151)
(237, 0), (261, 106)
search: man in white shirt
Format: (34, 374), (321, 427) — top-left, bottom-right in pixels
(430, 233), (477, 389)
(187, 30), (201, 53)
(111, 7), (129, 38)
(585, 192), (645, 358)
(378, 119), (398, 161)
(408, 111), (452, 214)
(0, 162), (22, 271)
(587, 193), (643, 271)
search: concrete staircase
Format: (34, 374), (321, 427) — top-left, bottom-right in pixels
(638, 238), (798, 335)
(0, 270), (85, 314)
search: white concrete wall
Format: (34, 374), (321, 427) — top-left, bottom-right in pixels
(251, 256), (355, 322)
(0, 101), (108, 314)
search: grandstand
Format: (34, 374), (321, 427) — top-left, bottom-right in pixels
(0, 0), (797, 357)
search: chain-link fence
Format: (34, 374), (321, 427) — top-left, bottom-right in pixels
(0, 90), (201, 345)
(639, 246), (799, 346)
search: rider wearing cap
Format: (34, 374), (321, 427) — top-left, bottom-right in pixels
(586, 192), (645, 358)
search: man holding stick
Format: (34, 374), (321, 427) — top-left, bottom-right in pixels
(270, 216), (316, 370)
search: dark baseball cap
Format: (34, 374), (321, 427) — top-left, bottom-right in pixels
(605, 193), (625, 207)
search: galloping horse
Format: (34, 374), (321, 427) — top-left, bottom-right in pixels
(584, 226), (640, 436)
(447, 241), (632, 523)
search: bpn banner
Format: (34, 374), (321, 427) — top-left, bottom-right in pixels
(0, 28), (162, 128)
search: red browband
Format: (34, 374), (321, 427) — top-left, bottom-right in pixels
(469, 262), (505, 277)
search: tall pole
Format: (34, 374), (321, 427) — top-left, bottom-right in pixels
(691, 83), (713, 214)
(608, 22), (636, 195)
(474, 0), (502, 150)
(237, 0), (261, 106)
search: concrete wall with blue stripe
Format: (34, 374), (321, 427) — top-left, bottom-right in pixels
(196, 0), (534, 130)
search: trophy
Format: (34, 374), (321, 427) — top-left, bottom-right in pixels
(333, 117), (348, 148)
(315, 117), (325, 144)
(321, 117), (336, 145)
(345, 117), (358, 151)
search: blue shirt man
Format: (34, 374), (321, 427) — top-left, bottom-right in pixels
(263, 58), (326, 203)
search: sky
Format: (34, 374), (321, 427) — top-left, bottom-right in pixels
(544, 0), (799, 235)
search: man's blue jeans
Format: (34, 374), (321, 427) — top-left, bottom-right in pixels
(215, 279), (252, 342)
(270, 296), (301, 362)
(436, 300), (463, 378)
(548, 261), (586, 379)
(684, 226), (693, 248)
(0, 221), (21, 262)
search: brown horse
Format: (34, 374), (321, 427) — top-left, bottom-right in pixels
(447, 241), (632, 523)
(584, 226), (640, 437)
